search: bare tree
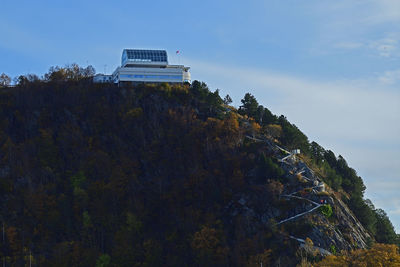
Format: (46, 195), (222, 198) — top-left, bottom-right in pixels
(0, 73), (11, 87)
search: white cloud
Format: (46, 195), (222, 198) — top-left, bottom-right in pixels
(379, 69), (400, 85)
(331, 34), (400, 59)
(369, 35), (400, 58)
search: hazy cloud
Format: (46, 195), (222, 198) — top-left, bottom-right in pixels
(392, 204), (400, 215)
(310, 1), (400, 60)
(319, 0), (400, 25)
(187, 58), (400, 231)
(331, 34), (400, 60)
(333, 42), (364, 50)
(367, 0), (400, 23)
(369, 35), (400, 58)
(188, 58), (400, 141)
(379, 69), (400, 85)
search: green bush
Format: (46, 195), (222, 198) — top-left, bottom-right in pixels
(320, 204), (333, 218)
(96, 254), (111, 267)
(330, 244), (336, 254)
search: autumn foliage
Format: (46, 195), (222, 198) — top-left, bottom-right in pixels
(315, 243), (400, 267)
(0, 76), (397, 266)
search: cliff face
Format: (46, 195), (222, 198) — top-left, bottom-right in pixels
(0, 81), (379, 266)
(224, 133), (372, 260)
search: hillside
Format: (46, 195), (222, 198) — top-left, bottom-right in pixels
(0, 72), (399, 266)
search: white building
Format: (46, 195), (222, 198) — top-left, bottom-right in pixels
(94, 49), (191, 84)
(93, 74), (113, 83)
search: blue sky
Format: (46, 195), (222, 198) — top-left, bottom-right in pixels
(1, 0), (399, 232)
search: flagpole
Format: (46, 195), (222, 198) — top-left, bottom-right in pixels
(176, 50), (180, 65)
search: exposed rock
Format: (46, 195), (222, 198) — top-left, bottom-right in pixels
(229, 134), (372, 258)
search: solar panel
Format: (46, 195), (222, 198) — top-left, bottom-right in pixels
(124, 49), (168, 63)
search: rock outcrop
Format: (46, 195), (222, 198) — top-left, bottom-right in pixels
(226, 134), (372, 258)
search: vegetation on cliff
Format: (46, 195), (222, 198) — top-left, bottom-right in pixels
(0, 67), (398, 266)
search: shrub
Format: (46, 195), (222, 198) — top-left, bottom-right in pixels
(320, 204), (333, 218)
(330, 244), (336, 255)
(96, 254), (111, 267)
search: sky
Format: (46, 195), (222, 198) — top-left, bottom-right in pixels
(0, 0), (399, 232)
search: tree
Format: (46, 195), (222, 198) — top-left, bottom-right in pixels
(259, 106), (277, 125)
(265, 124), (282, 139)
(304, 237), (317, 257)
(44, 64), (96, 81)
(348, 196), (377, 234)
(246, 249), (272, 267)
(223, 94), (232, 105)
(82, 65), (96, 77)
(14, 75), (29, 87)
(26, 74), (40, 82)
(0, 73), (11, 87)
(191, 80), (210, 99)
(310, 141), (325, 164)
(250, 121), (261, 137)
(44, 66), (66, 81)
(239, 93), (259, 118)
(374, 209), (397, 244)
(191, 226), (229, 265)
(206, 89), (223, 114)
(277, 115), (309, 152)
(315, 243), (400, 266)
(266, 180), (284, 201)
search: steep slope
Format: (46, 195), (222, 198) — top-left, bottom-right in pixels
(0, 79), (397, 266)
(235, 135), (371, 251)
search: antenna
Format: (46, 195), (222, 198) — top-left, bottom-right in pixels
(104, 64), (107, 75)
